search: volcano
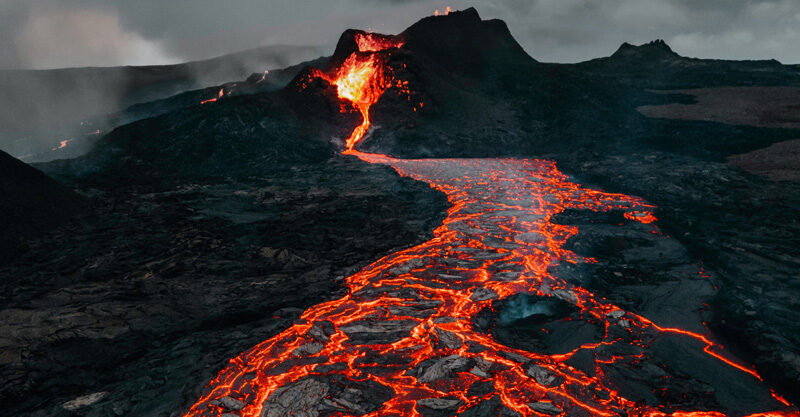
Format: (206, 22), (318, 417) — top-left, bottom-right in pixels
(3, 7), (800, 417)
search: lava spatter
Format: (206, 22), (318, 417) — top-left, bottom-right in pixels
(183, 149), (794, 417)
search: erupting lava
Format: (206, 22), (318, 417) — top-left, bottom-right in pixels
(333, 54), (386, 149)
(183, 27), (795, 417)
(325, 32), (403, 150)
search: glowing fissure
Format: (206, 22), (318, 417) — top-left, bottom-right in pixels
(183, 148), (792, 417)
(201, 88), (224, 105)
(52, 139), (72, 151)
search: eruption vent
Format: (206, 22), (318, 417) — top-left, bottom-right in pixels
(326, 32), (404, 150)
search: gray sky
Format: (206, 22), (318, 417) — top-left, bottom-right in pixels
(2, 0), (799, 69)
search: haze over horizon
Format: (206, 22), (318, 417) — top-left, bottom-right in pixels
(1, 0), (799, 70)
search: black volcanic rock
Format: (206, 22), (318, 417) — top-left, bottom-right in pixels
(575, 39), (800, 88)
(400, 7), (534, 75)
(0, 150), (85, 260)
(611, 39), (680, 60)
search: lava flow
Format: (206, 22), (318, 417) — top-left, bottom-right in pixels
(182, 29), (795, 417)
(183, 151), (794, 416)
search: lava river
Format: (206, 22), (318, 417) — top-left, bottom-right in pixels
(183, 150), (795, 417)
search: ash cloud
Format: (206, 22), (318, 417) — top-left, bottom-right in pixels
(15, 7), (179, 69)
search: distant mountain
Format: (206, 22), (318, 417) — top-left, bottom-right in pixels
(0, 150), (86, 260)
(573, 39), (800, 88)
(0, 45), (327, 158)
(610, 39), (680, 61)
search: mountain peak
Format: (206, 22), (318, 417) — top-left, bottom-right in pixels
(399, 7), (534, 70)
(612, 39), (679, 60)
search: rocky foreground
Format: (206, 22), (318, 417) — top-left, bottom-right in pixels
(0, 158), (447, 416)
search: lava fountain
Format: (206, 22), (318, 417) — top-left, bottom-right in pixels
(327, 33), (403, 150)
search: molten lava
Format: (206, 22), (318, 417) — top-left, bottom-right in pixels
(201, 88), (224, 105)
(435, 6), (453, 16)
(355, 32), (404, 52)
(332, 54), (387, 149)
(321, 32), (403, 150)
(52, 139), (72, 151)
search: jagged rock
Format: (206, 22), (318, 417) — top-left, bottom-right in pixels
(389, 258), (425, 275)
(219, 396), (246, 411)
(606, 310), (625, 320)
(308, 321), (336, 342)
(499, 351), (531, 364)
(527, 401), (563, 415)
(433, 328), (463, 350)
(552, 290), (578, 305)
(469, 366), (490, 378)
(417, 398), (463, 409)
(411, 354), (472, 383)
(417, 397), (464, 416)
(474, 356), (493, 373)
(261, 378), (329, 417)
(471, 287), (498, 301)
(62, 392), (108, 411)
(292, 342), (324, 357)
(315, 374), (393, 416)
(340, 319), (418, 345)
(527, 365), (561, 387)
